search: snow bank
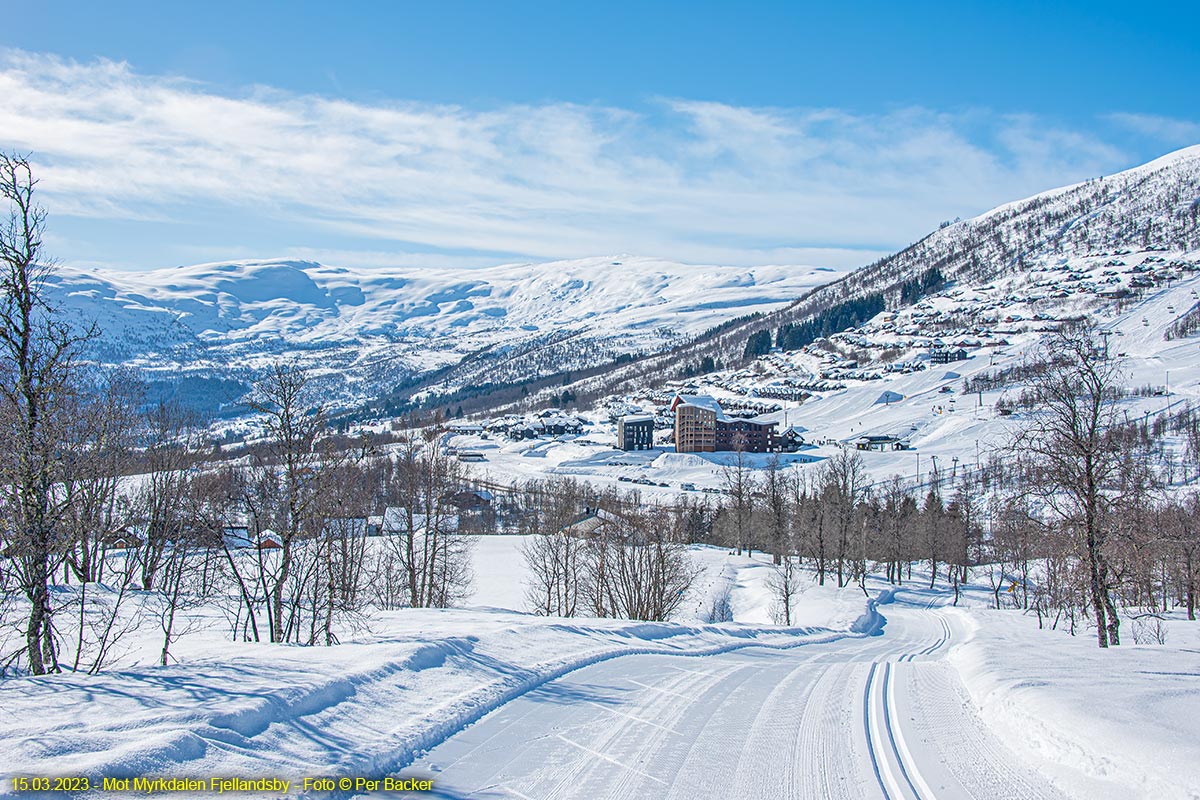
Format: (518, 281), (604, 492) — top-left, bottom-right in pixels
(948, 608), (1200, 800)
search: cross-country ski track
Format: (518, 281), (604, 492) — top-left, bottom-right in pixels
(373, 589), (1065, 800)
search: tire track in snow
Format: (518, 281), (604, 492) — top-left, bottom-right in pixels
(864, 660), (926, 800)
(440, 655), (740, 800)
(726, 651), (830, 800)
(660, 653), (824, 800)
(575, 662), (743, 799)
(325, 623), (876, 800)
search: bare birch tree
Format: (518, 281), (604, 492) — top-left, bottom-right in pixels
(0, 154), (96, 674)
(1015, 324), (1126, 648)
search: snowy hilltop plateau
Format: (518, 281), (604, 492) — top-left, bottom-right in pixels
(46, 256), (842, 418)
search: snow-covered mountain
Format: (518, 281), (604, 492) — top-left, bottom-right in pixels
(766, 144), (1200, 341)
(50, 145), (1200, 424)
(48, 256), (842, 415)
(577, 144), (1200, 400)
(540, 144), (1200, 490)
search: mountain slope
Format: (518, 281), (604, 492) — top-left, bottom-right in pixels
(742, 144), (1200, 358)
(563, 144), (1200, 405)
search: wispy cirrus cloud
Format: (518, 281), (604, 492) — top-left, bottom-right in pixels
(1107, 112), (1200, 148)
(0, 49), (1191, 270)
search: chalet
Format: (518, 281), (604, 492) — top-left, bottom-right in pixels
(103, 530), (143, 550)
(257, 529), (284, 550)
(854, 435), (908, 452)
(929, 346), (968, 365)
(439, 488), (496, 533)
(222, 525), (253, 549)
(536, 415), (585, 436)
(617, 414), (655, 451)
(323, 518), (368, 539)
(559, 506), (653, 543)
(381, 506), (459, 536)
(755, 385), (810, 401)
(505, 413), (586, 440)
(559, 507), (623, 539)
(440, 488), (495, 512)
(777, 426), (807, 452)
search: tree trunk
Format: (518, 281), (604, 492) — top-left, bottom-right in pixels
(25, 577), (46, 675)
(1087, 544), (1110, 648)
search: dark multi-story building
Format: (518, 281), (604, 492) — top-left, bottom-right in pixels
(716, 417), (777, 452)
(672, 394), (776, 453)
(617, 414), (655, 451)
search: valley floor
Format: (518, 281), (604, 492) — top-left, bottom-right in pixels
(1, 538), (1197, 800)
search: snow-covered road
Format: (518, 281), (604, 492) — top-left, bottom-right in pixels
(10, 546), (1190, 799)
(380, 590), (1063, 800)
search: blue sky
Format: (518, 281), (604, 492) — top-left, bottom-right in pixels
(2, 1), (1198, 271)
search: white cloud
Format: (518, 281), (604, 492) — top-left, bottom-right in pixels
(0, 49), (1178, 270)
(1106, 112), (1200, 147)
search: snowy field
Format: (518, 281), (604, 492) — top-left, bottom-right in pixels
(1, 536), (1197, 799)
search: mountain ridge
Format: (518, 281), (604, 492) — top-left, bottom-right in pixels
(43, 144), (1200, 425)
(46, 255), (844, 418)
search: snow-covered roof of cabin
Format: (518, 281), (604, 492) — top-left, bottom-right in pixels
(382, 506), (457, 534)
(674, 394), (729, 421)
(324, 518), (367, 537)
